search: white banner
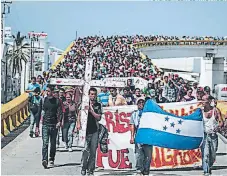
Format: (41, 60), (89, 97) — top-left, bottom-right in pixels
(103, 77), (148, 90)
(96, 101), (202, 170)
(50, 78), (125, 87)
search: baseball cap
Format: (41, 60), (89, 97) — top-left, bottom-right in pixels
(136, 97), (145, 104)
(149, 89), (156, 97)
(204, 86), (211, 92)
(53, 88), (59, 92)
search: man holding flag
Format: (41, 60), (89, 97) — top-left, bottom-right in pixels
(130, 97), (153, 176)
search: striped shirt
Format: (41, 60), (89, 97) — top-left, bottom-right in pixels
(98, 92), (110, 106)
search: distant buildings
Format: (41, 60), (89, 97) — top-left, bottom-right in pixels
(1, 27), (63, 103)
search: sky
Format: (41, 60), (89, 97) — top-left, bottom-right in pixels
(4, 1), (227, 50)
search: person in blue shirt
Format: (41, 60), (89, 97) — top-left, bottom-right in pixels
(25, 77), (41, 97)
(130, 97), (153, 176)
(97, 87), (110, 107)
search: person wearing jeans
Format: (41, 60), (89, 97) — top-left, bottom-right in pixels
(42, 85), (63, 169)
(130, 97), (153, 176)
(29, 87), (42, 137)
(201, 96), (223, 176)
(62, 93), (77, 152)
(79, 88), (102, 176)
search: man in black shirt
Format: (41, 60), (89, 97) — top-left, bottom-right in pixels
(42, 85), (63, 169)
(80, 88), (102, 176)
(59, 88), (66, 102)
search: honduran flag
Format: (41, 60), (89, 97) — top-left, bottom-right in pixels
(135, 100), (204, 150)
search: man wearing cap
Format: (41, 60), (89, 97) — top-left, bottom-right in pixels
(53, 88), (59, 99)
(59, 88), (66, 102)
(130, 98), (153, 176)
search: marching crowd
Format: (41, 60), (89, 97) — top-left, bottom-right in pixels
(24, 35), (227, 176)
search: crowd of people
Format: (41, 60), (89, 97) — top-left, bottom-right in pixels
(37, 35), (227, 105)
(24, 35), (227, 176)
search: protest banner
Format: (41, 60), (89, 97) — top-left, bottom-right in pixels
(96, 101), (202, 170)
(103, 77), (148, 90)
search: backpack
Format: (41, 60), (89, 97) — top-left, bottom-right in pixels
(29, 96), (40, 114)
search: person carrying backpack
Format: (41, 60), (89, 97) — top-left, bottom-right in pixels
(29, 87), (42, 137)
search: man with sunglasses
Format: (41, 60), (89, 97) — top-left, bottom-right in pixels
(130, 97), (153, 176)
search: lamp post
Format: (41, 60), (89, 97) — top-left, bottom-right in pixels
(29, 34), (39, 79)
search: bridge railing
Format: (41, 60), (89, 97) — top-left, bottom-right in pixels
(1, 93), (29, 137)
(133, 40), (227, 49)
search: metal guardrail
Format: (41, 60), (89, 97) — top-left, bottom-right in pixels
(1, 39), (227, 137)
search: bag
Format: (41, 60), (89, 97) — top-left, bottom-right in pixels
(30, 96), (39, 114)
(98, 124), (109, 153)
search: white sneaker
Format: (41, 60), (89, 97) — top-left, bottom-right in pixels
(68, 147), (73, 152)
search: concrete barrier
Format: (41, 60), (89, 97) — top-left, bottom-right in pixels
(1, 93), (29, 137)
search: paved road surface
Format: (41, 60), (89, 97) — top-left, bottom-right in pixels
(2, 126), (227, 176)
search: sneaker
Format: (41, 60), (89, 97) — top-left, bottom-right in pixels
(142, 171), (150, 176)
(68, 147), (73, 152)
(81, 170), (86, 176)
(42, 160), (48, 169)
(49, 160), (54, 168)
(29, 132), (33, 138)
(87, 171), (94, 176)
(63, 142), (68, 149)
(135, 173), (143, 176)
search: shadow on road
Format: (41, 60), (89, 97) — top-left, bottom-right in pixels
(216, 152), (227, 156)
(97, 165), (227, 175)
(212, 165), (227, 170)
(54, 162), (81, 168)
(57, 149), (82, 152)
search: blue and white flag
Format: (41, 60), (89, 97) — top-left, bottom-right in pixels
(135, 100), (204, 150)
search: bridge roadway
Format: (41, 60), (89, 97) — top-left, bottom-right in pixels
(1, 125), (227, 176)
